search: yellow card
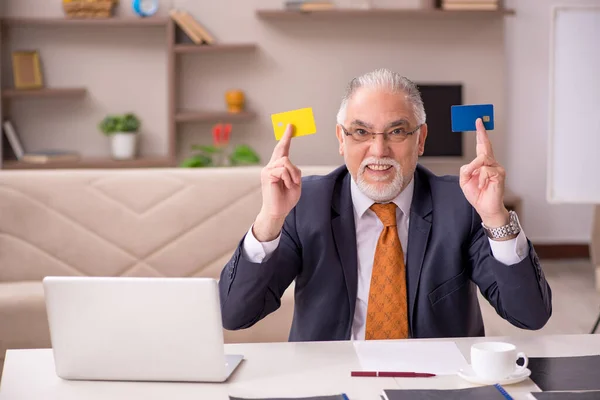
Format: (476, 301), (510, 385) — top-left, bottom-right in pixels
(271, 107), (317, 140)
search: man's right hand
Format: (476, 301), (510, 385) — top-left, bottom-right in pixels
(253, 124), (302, 242)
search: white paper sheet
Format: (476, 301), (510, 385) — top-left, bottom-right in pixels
(353, 340), (468, 375)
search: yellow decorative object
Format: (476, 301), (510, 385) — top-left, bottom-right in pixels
(62, 0), (118, 18)
(225, 90), (245, 114)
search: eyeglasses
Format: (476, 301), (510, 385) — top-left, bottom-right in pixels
(340, 124), (422, 143)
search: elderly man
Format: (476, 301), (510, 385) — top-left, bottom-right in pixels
(218, 68), (551, 341)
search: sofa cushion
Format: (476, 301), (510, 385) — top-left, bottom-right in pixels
(0, 282), (51, 361)
(0, 166), (337, 282)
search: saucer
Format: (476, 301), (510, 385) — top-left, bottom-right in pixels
(457, 364), (531, 386)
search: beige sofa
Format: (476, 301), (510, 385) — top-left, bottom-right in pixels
(0, 165), (337, 376)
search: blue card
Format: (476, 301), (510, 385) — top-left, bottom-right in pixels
(451, 104), (494, 132)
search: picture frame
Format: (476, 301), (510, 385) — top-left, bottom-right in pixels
(12, 51), (44, 90)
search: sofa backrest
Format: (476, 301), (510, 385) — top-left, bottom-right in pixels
(0, 165), (339, 283)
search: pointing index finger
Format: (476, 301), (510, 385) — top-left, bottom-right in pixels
(270, 123), (295, 162)
(475, 118), (494, 158)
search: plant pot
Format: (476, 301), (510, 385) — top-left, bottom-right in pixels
(111, 132), (137, 160)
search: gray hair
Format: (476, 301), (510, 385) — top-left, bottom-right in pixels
(336, 68), (426, 126)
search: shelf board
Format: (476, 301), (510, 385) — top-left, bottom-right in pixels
(174, 43), (257, 54)
(175, 110), (257, 123)
(2, 157), (174, 170)
(2, 87), (87, 99)
(0, 17), (169, 27)
(256, 8), (515, 19)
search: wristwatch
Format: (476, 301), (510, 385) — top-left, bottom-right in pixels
(482, 210), (521, 240)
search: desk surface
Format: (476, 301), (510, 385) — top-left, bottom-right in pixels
(1, 334), (599, 400)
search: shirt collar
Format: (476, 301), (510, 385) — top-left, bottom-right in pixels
(350, 173), (415, 219)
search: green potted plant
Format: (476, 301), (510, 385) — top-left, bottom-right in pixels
(180, 123), (260, 168)
(98, 113), (141, 160)
(180, 143), (260, 168)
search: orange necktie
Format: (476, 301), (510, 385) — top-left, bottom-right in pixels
(365, 203), (409, 340)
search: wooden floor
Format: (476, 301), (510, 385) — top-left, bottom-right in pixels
(479, 259), (600, 337)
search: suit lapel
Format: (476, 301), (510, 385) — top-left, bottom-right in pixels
(406, 166), (433, 336)
(331, 172), (358, 337)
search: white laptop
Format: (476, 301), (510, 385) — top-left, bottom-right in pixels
(43, 276), (244, 382)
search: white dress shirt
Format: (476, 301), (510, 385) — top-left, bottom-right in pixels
(241, 176), (529, 340)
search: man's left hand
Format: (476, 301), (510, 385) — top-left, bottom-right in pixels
(459, 118), (509, 228)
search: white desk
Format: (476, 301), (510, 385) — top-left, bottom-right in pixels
(1, 334), (599, 400)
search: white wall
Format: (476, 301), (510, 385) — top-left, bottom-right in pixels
(504, 0), (594, 243)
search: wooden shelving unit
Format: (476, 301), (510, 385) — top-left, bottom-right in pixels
(0, 6), (513, 169)
(2, 156), (173, 170)
(174, 43), (257, 54)
(0, 17), (169, 27)
(166, 21), (258, 160)
(256, 8), (515, 19)
(0, 16), (258, 169)
(2, 88), (87, 99)
(175, 110), (257, 123)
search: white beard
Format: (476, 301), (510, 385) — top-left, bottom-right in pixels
(356, 157), (404, 202)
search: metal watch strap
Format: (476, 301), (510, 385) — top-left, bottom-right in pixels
(482, 210), (521, 240)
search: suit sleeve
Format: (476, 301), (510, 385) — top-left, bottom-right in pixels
(487, 229), (529, 265)
(218, 208), (302, 330)
(468, 208), (552, 330)
(241, 225), (281, 263)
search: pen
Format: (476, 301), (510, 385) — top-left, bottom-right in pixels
(494, 384), (513, 400)
(351, 371), (436, 378)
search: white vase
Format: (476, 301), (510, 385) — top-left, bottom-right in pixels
(111, 132), (137, 160)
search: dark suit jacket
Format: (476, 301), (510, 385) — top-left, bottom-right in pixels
(219, 164), (552, 340)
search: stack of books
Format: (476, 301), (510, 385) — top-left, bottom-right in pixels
(2, 120), (80, 164)
(284, 1), (335, 11)
(440, 0), (499, 11)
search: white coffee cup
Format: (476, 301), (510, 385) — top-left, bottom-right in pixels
(470, 342), (528, 381)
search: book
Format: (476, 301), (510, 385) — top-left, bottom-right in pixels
(2, 120), (25, 159)
(528, 355), (600, 391)
(1, 120), (79, 163)
(531, 392), (600, 400)
(443, 0), (498, 3)
(442, 3), (499, 11)
(442, 0), (499, 11)
(169, 9), (203, 44)
(179, 10), (216, 45)
(285, 1), (335, 11)
(383, 385), (510, 400)
(229, 395), (348, 400)
(300, 3), (335, 11)
(21, 150), (80, 164)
